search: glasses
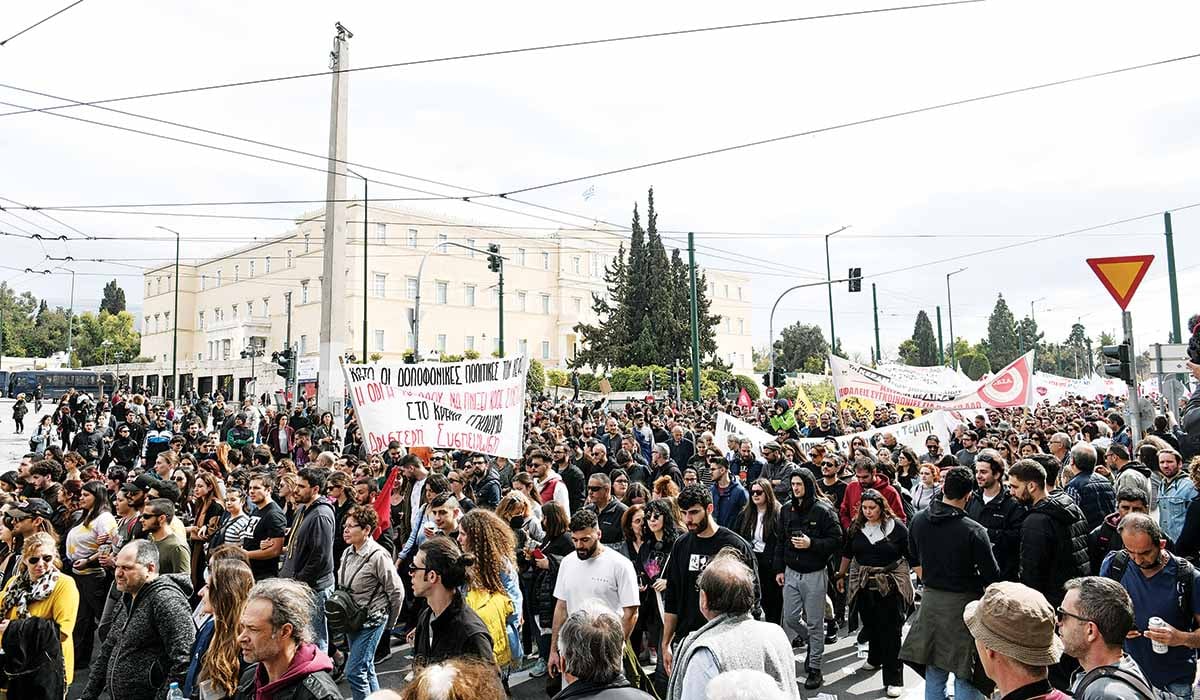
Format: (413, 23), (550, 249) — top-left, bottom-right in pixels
(25, 554), (53, 565)
(751, 489), (765, 496)
(587, 485), (604, 492)
(140, 512), (161, 520)
(1055, 607), (1091, 624)
(410, 566), (432, 576)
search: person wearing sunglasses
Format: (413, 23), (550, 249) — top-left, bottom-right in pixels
(140, 498), (191, 576)
(464, 454), (501, 510)
(0, 531), (79, 688)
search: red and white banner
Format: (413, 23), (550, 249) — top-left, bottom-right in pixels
(830, 351), (1036, 411)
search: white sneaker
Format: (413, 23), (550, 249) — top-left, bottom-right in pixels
(886, 686), (902, 698)
(859, 661), (879, 672)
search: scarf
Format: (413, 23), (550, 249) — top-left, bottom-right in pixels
(0, 567), (60, 620)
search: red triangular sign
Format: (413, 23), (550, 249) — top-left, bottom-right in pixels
(1086, 255), (1154, 310)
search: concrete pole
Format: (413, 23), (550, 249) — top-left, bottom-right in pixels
(946, 267), (967, 369)
(688, 232), (701, 402)
(318, 23), (351, 420)
(872, 283), (881, 363)
(1165, 212), (1182, 344)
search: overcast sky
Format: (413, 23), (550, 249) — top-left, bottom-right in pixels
(3, 0), (1199, 364)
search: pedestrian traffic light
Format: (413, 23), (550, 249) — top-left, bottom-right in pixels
(487, 243), (502, 273)
(848, 267), (862, 293)
(1101, 342), (1133, 384)
(274, 347), (294, 380)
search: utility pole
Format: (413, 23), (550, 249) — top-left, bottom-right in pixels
(348, 168), (368, 364)
(65, 268), (75, 365)
(824, 227), (847, 355)
(1165, 212), (1183, 344)
(1122, 312), (1142, 439)
(871, 283), (881, 363)
(318, 22), (352, 421)
(1030, 296), (1045, 366)
(284, 291), (293, 403)
(946, 267), (967, 369)
(156, 226), (183, 399)
(936, 305), (944, 366)
(497, 259), (505, 358)
(688, 232), (701, 402)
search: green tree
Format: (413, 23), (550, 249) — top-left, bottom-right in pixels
(987, 294), (1020, 369)
(960, 352), (992, 380)
(526, 358), (546, 396)
(897, 339), (919, 365)
(1016, 316), (1043, 360)
(1064, 322), (1090, 378)
(100, 279), (127, 314)
(72, 311), (141, 366)
(910, 311), (938, 365)
(774, 322), (829, 373)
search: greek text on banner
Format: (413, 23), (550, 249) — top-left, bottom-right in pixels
(341, 356), (529, 459)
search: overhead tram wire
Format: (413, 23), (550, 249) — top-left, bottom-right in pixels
(0, 0), (87, 47)
(0, 1), (982, 117)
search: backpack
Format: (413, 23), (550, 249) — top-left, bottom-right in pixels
(325, 548), (383, 635)
(1072, 664), (1156, 700)
(1105, 550), (1195, 631)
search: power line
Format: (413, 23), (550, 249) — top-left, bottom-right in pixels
(0, 0), (86, 47)
(0, 1), (981, 117)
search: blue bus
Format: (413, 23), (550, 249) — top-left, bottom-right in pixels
(7, 369), (118, 400)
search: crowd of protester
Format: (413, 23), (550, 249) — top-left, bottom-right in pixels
(0, 376), (1199, 700)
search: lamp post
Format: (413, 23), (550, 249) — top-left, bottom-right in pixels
(413, 240), (498, 358)
(240, 344), (264, 400)
(51, 266), (76, 365)
(946, 267), (967, 370)
(347, 168), (368, 363)
(155, 226), (182, 400)
(1029, 296), (1046, 364)
(768, 274), (854, 389)
(824, 226), (848, 353)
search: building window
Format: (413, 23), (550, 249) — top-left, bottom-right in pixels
(466, 239), (476, 257)
(407, 229), (418, 248)
(249, 260), (255, 278)
(375, 223), (386, 242)
(725, 318), (731, 333)
(222, 339), (231, 360)
(541, 340), (550, 360)
(300, 282), (309, 305)
(263, 297), (270, 317)
(724, 284), (729, 298)
(198, 311), (205, 329)
(304, 233), (311, 253)
(299, 335), (308, 354)
(234, 264), (240, 282)
(518, 339), (528, 356)
(465, 335), (475, 351)
(737, 318), (744, 334)
(215, 270), (222, 287)
(374, 330), (385, 352)
(572, 296), (582, 313)
(464, 284), (476, 307)
(516, 248), (526, 266)
(247, 300), (254, 317)
(737, 286), (743, 300)
(156, 277), (162, 295)
(436, 281), (448, 304)
(373, 273), (387, 298)
(572, 256), (581, 274)
(265, 257), (271, 274)
(438, 233), (448, 247)
(231, 305), (238, 320)
(540, 294), (550, 314)
(166, 276), (172, 292)
(287, 250), (294, 268)
(146, 281), (152, 296)
(201, 275), (207, 291)
(542, 252), (550, 270)
(436, 334), (447, 353)
(517, 292), (527, 313)
(406, 277), (418, 300)
(590, 254), (599, 277)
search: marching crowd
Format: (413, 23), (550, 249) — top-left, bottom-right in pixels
(0, 377), (1199, 700)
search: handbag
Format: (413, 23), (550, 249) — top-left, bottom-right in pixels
(325, 548), (383, 635)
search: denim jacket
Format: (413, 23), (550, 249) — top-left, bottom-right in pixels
(1159, 475), (1197, 542)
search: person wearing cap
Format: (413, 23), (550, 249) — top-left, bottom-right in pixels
(758, 442), (794, 499)
(964, 581), (1070, 700)
(1059, 576), (1156, 700)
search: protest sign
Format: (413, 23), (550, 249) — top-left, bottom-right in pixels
(1032, 371), (1129, 403)
(830, 351), (1036, 411)
(716, 410), (952, 460)
(341, 355), (528, 458)
(714, 411), (778, 460)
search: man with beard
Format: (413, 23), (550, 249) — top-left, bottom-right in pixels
(1009, 459), (1090, 610)
(547, 509), (640, 677)
(650, 443), (683, 489)
(531, 448), (571, 517)
(730, 439), (765, 486)
(966, 449), (1026, 581)
(1157, 448), (1195, 543)
(919, 434), (944, 464)
(553, 442), (586, 513)
(1088, 488), (1152, 575)
(1059, 576), (1156, 700)
(659, 485), (760, 678)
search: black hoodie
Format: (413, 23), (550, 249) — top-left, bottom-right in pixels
(1017, 490), (1090, 606)
(774, 469), (842, 574)
(908, 498), (1000, 594)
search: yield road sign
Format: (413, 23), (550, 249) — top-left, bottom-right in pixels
(1086, 255), (1154, 310)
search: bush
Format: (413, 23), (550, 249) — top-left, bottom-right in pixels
(734, 374), (760, 401)
(778, 385), (799, 402)
(463, 349), (481, 360)
(527, 359), (546, 396)
(439, 353), (464, 363)
(369, 352), (383, 362)
(546, 369), (569, 388)
(802, 381), (836, 406)
(960, 353), (991, 381)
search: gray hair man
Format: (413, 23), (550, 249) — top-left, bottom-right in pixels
(553, 602), (652, 700)
(667, 550), (799, 700)
(236, 578), (341, 699)
(80, 541), (195, 700)
(1060, 576), (1155, 699)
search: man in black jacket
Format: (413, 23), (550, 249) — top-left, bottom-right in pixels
(279, 468), (336, 653)
(966, 449), (1026, 581)
(774, 468), (842, 690)
(70, 418), (106, 465)
(465, 454), (502, 509)
(411, 537), (494, 668)
(1008, 458), (1090, 608)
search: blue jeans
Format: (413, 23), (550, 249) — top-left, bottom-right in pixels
(347, 623), (386, 700)
(310, 586), (333, 653)
(1163, 681), (1193, 700)
(924, 665), (985, 700)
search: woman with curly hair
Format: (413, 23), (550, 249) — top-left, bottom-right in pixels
(652, 475), (679, 501)
(457, 508), (521, 676)
(183, 558), (254, 700)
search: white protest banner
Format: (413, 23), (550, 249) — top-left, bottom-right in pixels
(341, 355), (528, 459)
(714, 411), (778, 460)
(874, 363), (975, 393)
(1032, 371), (1128, 403)
(830, 351), (1036, 411)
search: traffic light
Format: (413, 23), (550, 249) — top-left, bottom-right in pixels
(848, 267), (862, 293)
(763, 367), (786, 387)
(1101, 342), (1133, 384)
(273, 347), (294, 380)
(487, 243), (502, 273)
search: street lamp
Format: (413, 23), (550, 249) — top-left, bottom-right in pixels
(347, 168), (368, 364)
(240, 344), (265, 401)
(768, 273), (855, 389)
(824, 226), (848, 354)
(946, 267), (967, 370)
(155, 226), (182, 400)
(413, 240), (500, 358)
(51, 265), (76, 364)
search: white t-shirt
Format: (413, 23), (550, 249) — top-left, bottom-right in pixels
(553, 546), (640, 616)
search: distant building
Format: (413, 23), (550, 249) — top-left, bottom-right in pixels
(123, 204), (752, 400)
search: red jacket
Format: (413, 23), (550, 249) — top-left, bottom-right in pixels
(839, 473), (906, 530)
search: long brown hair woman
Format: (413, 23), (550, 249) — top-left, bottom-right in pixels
(187, 558), (254, 699)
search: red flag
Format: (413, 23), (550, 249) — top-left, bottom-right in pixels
(736, 388), (753, 409)
(372, 465), (400, 539)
